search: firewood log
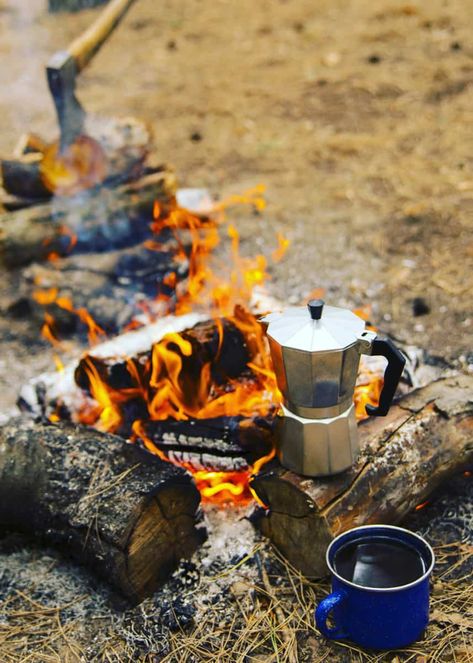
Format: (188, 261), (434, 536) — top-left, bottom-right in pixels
(250, 375), (473, 578)
(75, 318), (252, 399)
(17, 312), (207, 420)
(10, 239), (187, 337)
(0, 417), (205, 603)
(1, 155), (50, 200)
(2, 117), (151, 201)
(0, 168), (177, 269)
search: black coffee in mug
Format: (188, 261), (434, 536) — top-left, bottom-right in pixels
(333, 536), (426, 588)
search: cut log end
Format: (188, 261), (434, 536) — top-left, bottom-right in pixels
(123, 482), (204, 601)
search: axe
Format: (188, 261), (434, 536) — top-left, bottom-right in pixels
(47, 0), (138, 152)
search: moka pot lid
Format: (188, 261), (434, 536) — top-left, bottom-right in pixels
(261, 299), (366, 352)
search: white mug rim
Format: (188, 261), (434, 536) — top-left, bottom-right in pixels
(326, 524), (435, 593)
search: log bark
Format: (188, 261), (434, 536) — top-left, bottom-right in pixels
(0, 168), (177, 269)
(250, 375), (473, 578)
(0, 417), (205, 603)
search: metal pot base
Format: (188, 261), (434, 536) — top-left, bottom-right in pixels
(275, 403), (358, 476)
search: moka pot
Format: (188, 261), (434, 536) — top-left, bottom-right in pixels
(261, 300), (405, 476)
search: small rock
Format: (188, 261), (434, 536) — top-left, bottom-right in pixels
(450, 41), (462, 51)
(412, 297), (430, 316)
(231, 581), (249, 597)
(190, 131), (203, 142)
(322, 51), (341, 67)
(367, 54), (382, 64)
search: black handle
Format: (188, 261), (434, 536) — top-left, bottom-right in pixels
(308, 299), (324, 320)
(365, 338), (406, 417)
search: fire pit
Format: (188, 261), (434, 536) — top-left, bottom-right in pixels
(0, 0), (472, 660)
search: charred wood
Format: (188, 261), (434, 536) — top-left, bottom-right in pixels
(137, 415), (274, 472)
(1, 156), (51, 201)
(0, 168), (176, 268)
(0, 417), (205, 603)
(2, 117), (152, 202)
(11, 240), (187, 337)
(75, 318), (252, 415)
(250, 375), (473, 578)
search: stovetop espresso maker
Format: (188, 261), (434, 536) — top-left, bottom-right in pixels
(261, 300), (405, 476)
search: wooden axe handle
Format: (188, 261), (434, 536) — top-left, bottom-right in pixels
(69, 0), (138, 73)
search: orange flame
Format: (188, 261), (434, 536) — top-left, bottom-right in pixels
(34, 289), (106, 347)
(40, 189), (383, 505)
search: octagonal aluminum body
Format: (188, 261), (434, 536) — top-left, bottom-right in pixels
(263, 305), (367, 419)
(275, 403), (358, 476)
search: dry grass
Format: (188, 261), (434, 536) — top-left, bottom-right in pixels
(159, 542), (473, 663)
(0, 591), (85, 663)
(0, 541), (471, 662)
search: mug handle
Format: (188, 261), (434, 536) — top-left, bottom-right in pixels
(315, 592), (348, 640)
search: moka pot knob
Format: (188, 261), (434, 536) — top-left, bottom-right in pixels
(308, 299), (325, 320)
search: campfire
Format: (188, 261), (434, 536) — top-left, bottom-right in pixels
(6, 117), (470, 609)
(26, 187), (385, 507)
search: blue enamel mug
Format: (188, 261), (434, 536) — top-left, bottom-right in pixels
(315, 525), (435, 650)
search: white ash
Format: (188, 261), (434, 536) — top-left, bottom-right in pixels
(200, 505), (258, 569)
(168, 450), (248, 472)
(176, 188), (215, 216)
(194, 504), (261, 607)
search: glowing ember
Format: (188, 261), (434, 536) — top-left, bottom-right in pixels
(415, 500), (430, 511)
(40, 135), (108, 196)
(43, 225), (78, 262)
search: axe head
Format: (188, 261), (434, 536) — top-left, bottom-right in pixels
(46, 51), (86, 152)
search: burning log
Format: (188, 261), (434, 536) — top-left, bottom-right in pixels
(137, 415), (274, 472)
(0, 417), (205, 603)
(75, 317), (252, 399)
(14, 240), (188, 337)
(18, 313), (276, 472)
(0, 167), (177, 269)
(17, 313), (207, 420)
(250, 375), (473, 578)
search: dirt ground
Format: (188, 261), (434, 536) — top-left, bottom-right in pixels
(1, 0), (472, 361)
(0, 1), (472, 661)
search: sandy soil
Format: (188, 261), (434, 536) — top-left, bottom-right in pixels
(1, 0), (472, 364)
